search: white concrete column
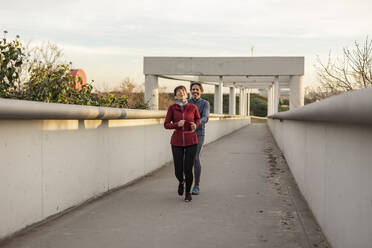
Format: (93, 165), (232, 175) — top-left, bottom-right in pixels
(242, 88), (247, 115)
(272, 82), (275, 114)
(247, 89), (251, 116)
(239, 88), (244, 115)
(229, 87), (236, 115)
(267, 86), (272, 116)
(145, 75), (159, 110)
(240, 88), (245, 115)
(213, 85), (218, 113)
(215, 76), (223, 114)
(273, 76), (279, 114)
(214, 85), (223, 114)
(289, 75), (304, 109)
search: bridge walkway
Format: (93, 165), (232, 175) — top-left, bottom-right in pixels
(1, 124), (329, 248)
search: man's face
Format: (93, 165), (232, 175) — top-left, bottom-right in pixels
(191, 85), (202, 100)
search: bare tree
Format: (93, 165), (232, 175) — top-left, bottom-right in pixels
(117, 77), (173, 109)
(19, 41), (65, 84)
(314, 37), (372, 97)
(29, 41), (65, 69)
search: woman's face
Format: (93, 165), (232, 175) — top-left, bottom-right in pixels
(175, 88), (187, 101)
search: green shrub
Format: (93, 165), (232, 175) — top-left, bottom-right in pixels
(25, 63), (128, 108)
(0, 35), (25, 98)
(250, 93), (267, 117)
(0, 34), (132, 109)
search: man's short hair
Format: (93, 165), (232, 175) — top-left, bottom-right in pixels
(190, 82), (204, 92)
(174, 85), (187, 96)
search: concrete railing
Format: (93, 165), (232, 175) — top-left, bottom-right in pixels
(0, 98), (250, 240)
(268, 88), (372, 248)
(0, 98), (166, 119)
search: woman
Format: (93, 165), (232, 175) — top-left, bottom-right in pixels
(164, 85), (200, 202)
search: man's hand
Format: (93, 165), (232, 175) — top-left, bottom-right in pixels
(190, 122), (196, 131)
(178, 120), (185, 127)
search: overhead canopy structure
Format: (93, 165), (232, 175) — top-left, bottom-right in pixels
(144, 57), (304, 115)
(159, 75), (292, 88)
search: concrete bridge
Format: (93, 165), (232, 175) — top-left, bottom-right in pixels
(1, 57), (372, 248)
(0, 121), (328, 248)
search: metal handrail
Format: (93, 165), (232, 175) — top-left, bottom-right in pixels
(0, 98), (165, 120)
(0, 98), (250, 120)
(268, 87), (372, 125)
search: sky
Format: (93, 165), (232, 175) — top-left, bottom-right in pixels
(1, 0), (372, 92)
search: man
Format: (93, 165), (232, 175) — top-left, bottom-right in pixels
(188, 82), (210, 195)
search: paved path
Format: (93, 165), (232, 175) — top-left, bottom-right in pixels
(1, 124), (329, 248)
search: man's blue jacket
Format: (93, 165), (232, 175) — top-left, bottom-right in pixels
(188, 97), (210, 136)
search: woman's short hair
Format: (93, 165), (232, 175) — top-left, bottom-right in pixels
(174, 85), (187, 96)
(190, 82), (204, 92)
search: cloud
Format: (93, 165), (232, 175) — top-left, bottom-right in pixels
(1, 0), (372, 89)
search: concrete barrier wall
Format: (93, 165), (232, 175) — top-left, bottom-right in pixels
(0, 116), (250, 239)
(267, 88), (372, 248)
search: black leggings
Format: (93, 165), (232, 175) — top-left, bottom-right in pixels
(171, 145), (197, 193)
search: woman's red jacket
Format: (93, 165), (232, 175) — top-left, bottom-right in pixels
(164, 103), (201, 146)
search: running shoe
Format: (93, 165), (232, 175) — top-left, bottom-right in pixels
(178, 181), (185, 196)
(192, 185), (200, 195)
(185, 192), (192, 202)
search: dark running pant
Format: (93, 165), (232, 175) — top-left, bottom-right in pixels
(194, 135), (205, 186)
(171, 144), (198, 193)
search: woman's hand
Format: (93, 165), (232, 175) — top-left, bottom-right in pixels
(190, 122), (196, 131)
(178, 120), (185, 127)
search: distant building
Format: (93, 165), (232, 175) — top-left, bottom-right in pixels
(70, 69), (87, 90)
